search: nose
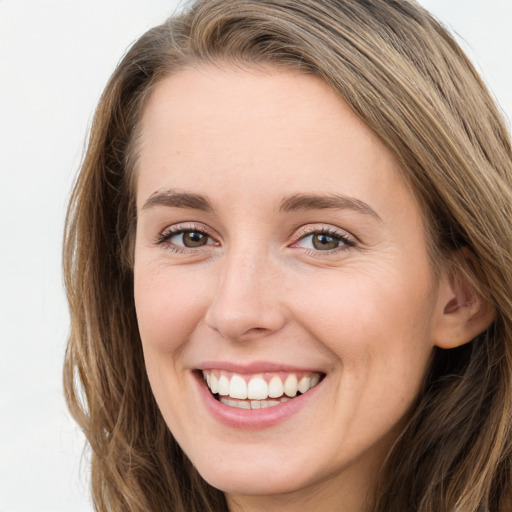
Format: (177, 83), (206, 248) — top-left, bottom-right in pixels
(204, 249), (287, 342)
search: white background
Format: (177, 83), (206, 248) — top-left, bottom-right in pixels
(0, 1), (510, 511)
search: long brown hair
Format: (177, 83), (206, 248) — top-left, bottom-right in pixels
(63, 1), (512, 510)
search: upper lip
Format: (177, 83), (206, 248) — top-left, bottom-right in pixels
(197, 360), (325, 374)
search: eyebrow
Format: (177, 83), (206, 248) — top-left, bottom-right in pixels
(141, 189), (380, 220)
(142, 189), (213, 212)
(279, 193), (381, 220)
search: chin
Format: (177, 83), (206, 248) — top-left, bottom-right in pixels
(196, 458), (314, 497)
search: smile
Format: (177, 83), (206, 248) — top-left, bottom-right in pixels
(202, 370), (323, 409)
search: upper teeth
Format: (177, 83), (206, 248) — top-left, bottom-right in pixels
(202, 370), (321, 400)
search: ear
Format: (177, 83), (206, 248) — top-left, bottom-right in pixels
(433, 248), (496, 349)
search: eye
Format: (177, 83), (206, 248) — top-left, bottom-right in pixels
(293, 228), (355, 252)
(171, 230), (211, 248)
(156, 225), (218, 251)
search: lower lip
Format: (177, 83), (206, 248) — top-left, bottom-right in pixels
(193, 372), (323, 430)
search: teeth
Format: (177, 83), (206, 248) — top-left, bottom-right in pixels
(218, 375), (230, 396)
(219, 396), (288, 409)
(268, 376), (284, 398)
(229, 375), (247, 399)
(284, 374), (298, 397)
(298, 376), (311, 394)
(247, 377), (268, 400)
(260, 400), (280, 408)
(202, 369), (323, 405)
(210, 374), (218, 394)
(220, 398), (237, 408)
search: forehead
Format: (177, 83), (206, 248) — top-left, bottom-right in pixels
(136, 64), (412, 217)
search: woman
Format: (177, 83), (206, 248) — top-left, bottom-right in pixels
(63, 1), (512, 511)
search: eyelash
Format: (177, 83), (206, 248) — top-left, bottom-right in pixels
(155, 224), (356, 254)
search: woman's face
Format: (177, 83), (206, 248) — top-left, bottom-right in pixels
(134, 65), (446, 510)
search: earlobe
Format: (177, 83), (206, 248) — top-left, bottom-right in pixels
(433, 252), (496, 350)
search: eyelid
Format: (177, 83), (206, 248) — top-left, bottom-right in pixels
(293, 224), (355, 240)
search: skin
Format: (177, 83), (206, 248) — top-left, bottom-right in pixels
(133, 65), (476, 512)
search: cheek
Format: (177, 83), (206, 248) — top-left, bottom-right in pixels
(134, 264), (209, 354)
(133, 266), (208, 434)
(291, 266), (435, 389)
